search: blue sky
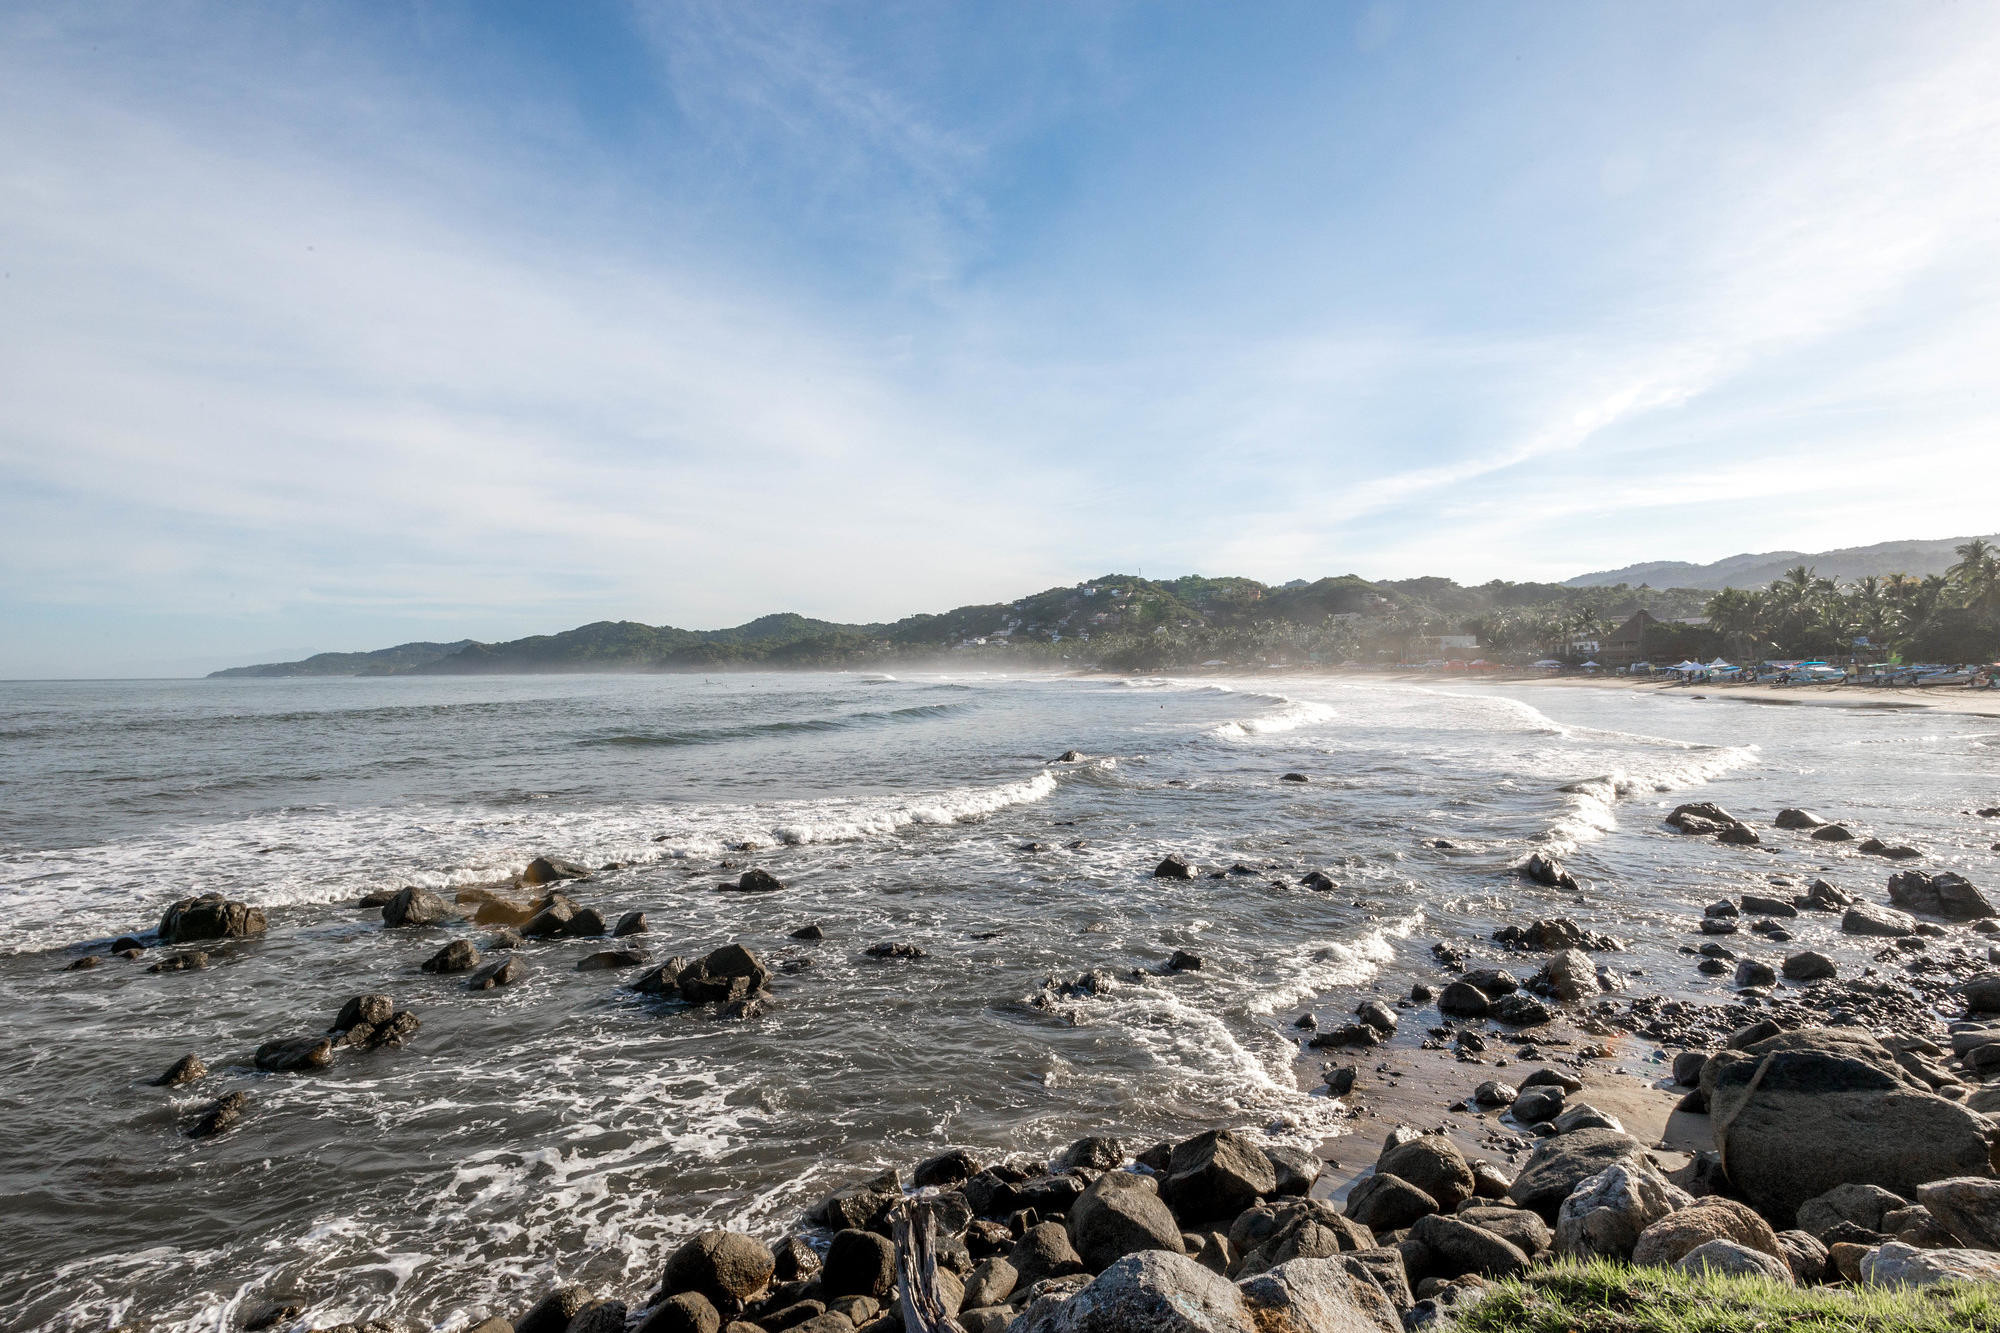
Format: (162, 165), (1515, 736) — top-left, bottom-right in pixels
(4, 2), (1998, 676)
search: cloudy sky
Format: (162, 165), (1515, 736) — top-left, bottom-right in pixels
(4, 2), (1998, 676)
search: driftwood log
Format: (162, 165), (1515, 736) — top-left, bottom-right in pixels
(893, 1199), (967, 1333)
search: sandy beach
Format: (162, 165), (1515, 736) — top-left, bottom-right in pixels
(1470, 671), (2000, 718)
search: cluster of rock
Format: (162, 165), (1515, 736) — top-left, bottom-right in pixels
(504, 1128), (1420, 1333)
(1644, 1019), (2000, 1287)
(1665, 802), (1926, 862)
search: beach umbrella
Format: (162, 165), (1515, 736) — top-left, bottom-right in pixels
(1580, 660), (1600, 668)
(1707, 658), (1732, 669)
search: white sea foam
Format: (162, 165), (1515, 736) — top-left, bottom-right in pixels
(0, 769), (1064, 955)
(1208, 695), (1338, 741)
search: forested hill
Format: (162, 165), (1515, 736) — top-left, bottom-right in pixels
(207, 573), (1710, 676)
(1565, 534), (2000, 591)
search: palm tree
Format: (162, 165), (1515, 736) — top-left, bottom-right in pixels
(1950, 539), (2000, 615)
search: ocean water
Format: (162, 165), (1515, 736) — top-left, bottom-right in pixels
(1, 672), (1994, 1330)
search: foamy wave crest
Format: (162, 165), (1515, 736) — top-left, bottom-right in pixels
(0, 771), (1063, 956)
(1535, 743), (1760, 856)
(1242, 917), (1420, 1016)
(1209, 696), (1338, 740)
(768, 771), (1058, 845)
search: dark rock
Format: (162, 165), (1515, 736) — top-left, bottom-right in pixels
(242, 1304), (304, 1331)
(468, 956), (527, 989)
(772, 1235), (821, 1283)
(1733, 959), (1776, 988)
(1162, 1129), (1277, 1224)
(1842, 903), (1916, 937)
(1715, 823), (1760, 847)
(1511, 1087), (1563, 1124)
(1346, 1173), (1438, 1230)
(660, 1229), (776, 1311)
(1492, 994), (1555, 1027)
(1054, 750), (1084, 762)
(333, 994), (393, 1031)
(630, 958), (689, 996)
(1668, 802), (1736, 830)
(422, 939), (480, 974)
(790, 924), (825, 941)
(614, 911), (650, 937)
(577, 949), (645, 971)
(863, 941), (926, 960)
(1280, 772), (1309, 783)
(1704, 1028), (1997, 1227)
(811, 1170), (902, 1232)
(565, 1300), (627, 1333)
(1437, 982), (1489, 1018)
(1704, 900), (1738, 919)
(1054, 1136), (1123, 1174)
(254, 1036), (333, 1073)
(1407, 1214), (1531, 1279)
(566, 907), (608, 937)
(159, 894), (268, 944)
(1774, 809), (1826, 830)
(1299, 870), (1338, 891)
(1376, 1136), (1475, 1212)
(520, 857), (591, 886)
(1167, 950), (1204, 972)
(1858, 838), (1921, 860)
(1009, 1220), (1086, 1290)
(381, 886), (450, 928)
(635, 1293), (716, 1333)
(1810, 825), (1856, 842)
(365, 1010), (421, 1048)
(1153, 854), (1196, 880)
(1739, 894), (1797, 918)
(1795, 1183), (1907, 1239)
(1782, 951), (1836, 981)
(916, 1148), (985, 1188)
(1697, 918), (1739, 936)
(680, 944), (771, 1003)
(187, 1090), (249, 1138)
(1323, 1065), (1357, 1097)
(1263, 1145), (1320, 1198)
(1507, 1129), (1650, 1218)
(1068, 1171), (1186, 1270)
(65, 955), (101, 971)
(1889, 870), (1996, 921)
(1519, 853), (1579, 891)
(517, 1286), (594, 1333)
(152, 1053), (208, 1087)
(727, 869), (785, 893)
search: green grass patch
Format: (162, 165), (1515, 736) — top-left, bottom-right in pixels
(1453, 1258), (2000, 1333)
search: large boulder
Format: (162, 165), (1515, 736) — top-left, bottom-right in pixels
(1374, 1136), (1475, 1213)
(253, 1035), (333, 1072)
(517, 1286), (594, 1333)
(1457, 1207), (1550, 1258)
(1067, 1171), (1186, 1271)
(1842, 904), (1916, 937)
(1632, 1199), (1782, 1268)
(422, 939), (480, 973)
(821, 1229), (896, 1300)
(1012, 1249), (1254, 1333)
(810, 1170), (902, 1232)
(1914, 1178), (2000, 1251)
(521, 856), (591, 886)
(1344, 1173), (1438, 1231)
(1554, 1163), (1692, 1260)
(1507, 1128), (1650, 1218)
(1231, 1199), (1372, 1277)
(1162, 1130), (1277, 1225)
(1236, 1256), (1404, 1333)
(382, 886), (451, 928)
(658, 1230), (775, 1312)
(1012, 1221), (1088, 1290)
(158, 894), (267, 944)
(1675, 1240), (1792, 1283)
(1858, 1241), (2000, 1287)
(1406, 1214), (1531, 1279)
(679, 944), (771, 1004)
(1704, 1028), (1997, 1226)
(1888, 871), (1996, 921)
(1795, 1183), (1906, 1239)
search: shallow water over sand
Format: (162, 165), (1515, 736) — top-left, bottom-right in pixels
(2, 672), (1992, 1330)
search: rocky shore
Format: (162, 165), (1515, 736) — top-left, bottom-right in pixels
(76, 793), (2000, 1332)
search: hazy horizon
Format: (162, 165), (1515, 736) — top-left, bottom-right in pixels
(6, 2), (1999, 677)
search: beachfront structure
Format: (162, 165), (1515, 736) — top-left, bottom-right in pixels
(1599, 609), (1660, 668)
